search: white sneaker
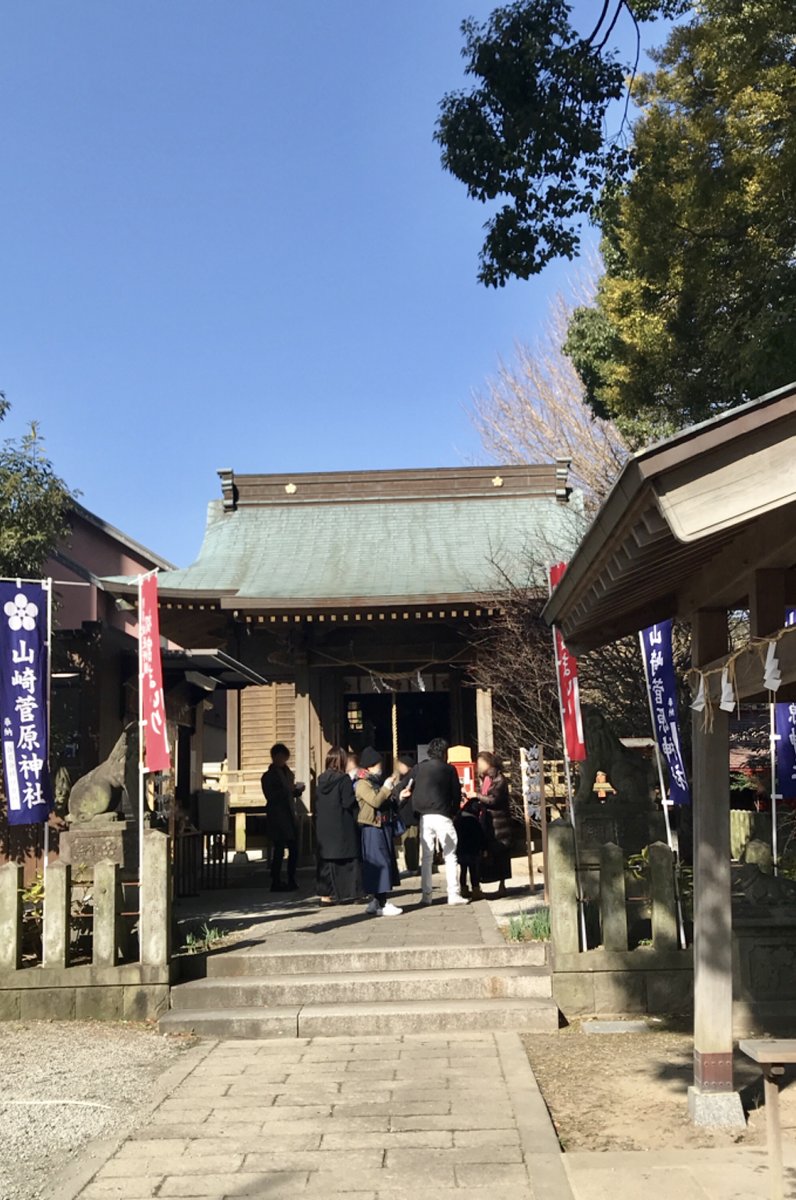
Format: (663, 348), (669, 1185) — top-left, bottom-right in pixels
(365, 898), (380, 915)
(447, 894), (470, 906)
(378, 902), (403, 917)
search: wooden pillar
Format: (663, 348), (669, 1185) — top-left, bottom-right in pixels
(476, 687), (494, 752)
(688, 608), (744, 1126)
(749, 568), (787, 638)
(226, 690), (240, 772)
(294, 663), (312, 818)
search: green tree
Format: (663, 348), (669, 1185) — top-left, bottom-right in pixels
(435, 0), (687, 287)
(567, 0), (796, 442)
(0, 396), (73, 577)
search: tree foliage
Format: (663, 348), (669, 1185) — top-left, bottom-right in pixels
(0, 398), (73, 578)
(567, 0), (796, 442)
(435, 0), (687, 286)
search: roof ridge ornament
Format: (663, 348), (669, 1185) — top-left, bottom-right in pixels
(218, 469), (237, 512)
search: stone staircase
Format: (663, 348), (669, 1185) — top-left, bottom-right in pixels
(159, 942), (559, 1039)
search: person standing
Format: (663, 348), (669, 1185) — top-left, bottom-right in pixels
(355, 746), (402, 916)
(261, 743), (302, 893)
(476, 751), (513, 897)
(454, 794), (487, 898)
(315, 746), (362, 906)
(412, 738), (469, 906)
(392, 752), (419, 874)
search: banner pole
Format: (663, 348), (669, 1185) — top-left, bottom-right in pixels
(639, 631), (687, 949)
(138, 574), (145, 911)
(43, 578), (52, 875)
(548, 573), (587, 951)
(770, 694), (779, 876)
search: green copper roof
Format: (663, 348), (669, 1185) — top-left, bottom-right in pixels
(109, 465), (583, 608)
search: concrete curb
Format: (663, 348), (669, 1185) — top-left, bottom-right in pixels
(48, 1036), (217, 1200)
(495, 1030), (575, 1200)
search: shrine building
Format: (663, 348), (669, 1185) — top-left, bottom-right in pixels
(108, 462), (579, 815)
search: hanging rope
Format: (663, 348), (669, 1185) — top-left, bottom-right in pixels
(391, 692), (399, 766)
(686, 620), (796, 733)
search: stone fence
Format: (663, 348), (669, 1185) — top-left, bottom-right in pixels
(548, 820), (694, 1018)
(549, 821), (796, 1035)
(0, 831), (171, 1021)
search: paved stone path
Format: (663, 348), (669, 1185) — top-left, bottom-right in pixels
(69, 1030), (570, 1200)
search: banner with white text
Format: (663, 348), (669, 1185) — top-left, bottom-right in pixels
(0, 582), (53, 824)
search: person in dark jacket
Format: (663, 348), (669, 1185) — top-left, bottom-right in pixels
(454, 795), (487, 898)
(355, 747), (402, 916)
(261, 743), (304, 892)
(412, 738), (469, 906)
(315, 746), (363, 905)
(475, 751), (513, 896)
(392, 752), (419, 874)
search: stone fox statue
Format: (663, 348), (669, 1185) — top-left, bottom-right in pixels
(574, 705), (656, 809)
(67, 727), (132, 824)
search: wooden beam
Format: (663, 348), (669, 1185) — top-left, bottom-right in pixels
(749, 568), (787, 638)
(677, 506), (796, 617)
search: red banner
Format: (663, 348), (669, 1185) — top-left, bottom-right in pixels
(549, 562), (586, 763)
(139, 573), (171, 773)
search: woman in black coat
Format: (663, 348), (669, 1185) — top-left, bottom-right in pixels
(315, 746), (363, 905)
(475, 751), (513, 896)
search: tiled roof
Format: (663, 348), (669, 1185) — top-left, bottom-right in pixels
(107, 465), (583, 607)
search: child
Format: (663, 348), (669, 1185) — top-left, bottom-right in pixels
(454, 795), (487, 899)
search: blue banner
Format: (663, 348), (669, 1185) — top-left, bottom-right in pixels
(775, 609), (796, 800)
(640, 619), (691, 805)
(0, 582), (53, 825)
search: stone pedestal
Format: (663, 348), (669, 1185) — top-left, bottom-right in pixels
(60, 821), (132, 884)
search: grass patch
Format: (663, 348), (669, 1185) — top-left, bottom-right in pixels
(506, 906), (550, 942)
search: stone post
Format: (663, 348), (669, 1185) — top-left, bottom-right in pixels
(599, 842), (628, 951)
(140, 831), (171, 966)
(93, 860), (119, 968)
(649, 841), (678, 952)
(548, 821), (579, 955)
(43, 861), (71, 969)
(688, 608), (744, 1127)
(0, 862), (23, 970)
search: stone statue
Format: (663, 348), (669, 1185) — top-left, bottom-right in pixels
(734, 838), (796, 908)
(66, 727), (133, 825)
(574, 705), (656, 809)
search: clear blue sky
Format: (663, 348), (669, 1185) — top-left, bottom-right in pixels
(0, 1), (662, 567)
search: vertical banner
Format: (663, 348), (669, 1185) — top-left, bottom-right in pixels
(139, 572), (171, 772)
(549, 563), (586, 762)
(775, 608), (796, 800)
(0, 582), (53, 824)
(640, 619), (691, 805)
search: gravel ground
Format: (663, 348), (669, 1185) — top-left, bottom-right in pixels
(523, 1025), (796, 1153)
(0, 1022), (190, 1200)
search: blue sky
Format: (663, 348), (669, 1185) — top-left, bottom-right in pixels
(0, 1), (662, 567)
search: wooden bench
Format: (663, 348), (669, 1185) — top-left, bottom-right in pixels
(739, 1038), (796, 1200)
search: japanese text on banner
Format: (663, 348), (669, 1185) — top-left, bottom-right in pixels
(549, 563), (586, 762)
(775, 608), (796, 800)
(640, 619), (690, 805)
(139, 573), (171, 773)
(0, 583), (53, 825)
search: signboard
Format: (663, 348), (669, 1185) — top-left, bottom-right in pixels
(549, 563), (586, 762)
(139, 573), (171, 773)
(640, 619), (691, 805)
(0, 582), (53, 825)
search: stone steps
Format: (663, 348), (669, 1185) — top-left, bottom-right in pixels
(159, 996), (559, 1039)
(204, 942), (547, 978)
(170, 964), (552, 1010)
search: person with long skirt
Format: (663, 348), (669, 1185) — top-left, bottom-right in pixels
(355, 746), (402, 917)
(315, 745), (363, 906)
(475, 751), (513, 897)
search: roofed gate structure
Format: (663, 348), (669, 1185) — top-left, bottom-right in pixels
(113, 463), (579, 825)
(544, 383), (796, 1125)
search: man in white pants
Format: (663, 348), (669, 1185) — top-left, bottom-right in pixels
(411, 738), (469, 906)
